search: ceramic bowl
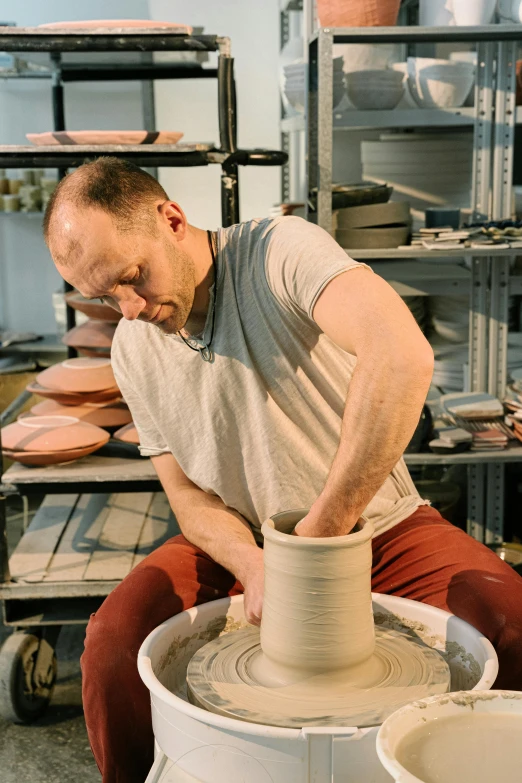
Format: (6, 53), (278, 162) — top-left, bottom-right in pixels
(3, 441), (108, 467)
(1, 415), (109, 453)
(62, 319), (117, 350)
(27, 381), (121, 406)
(346, 69), (404, 110)
(113, 422), (140, 445)
(407, 58), (475, 108)
(334, 201), (411, 230)
(37, 358), (117, 393)
(26, 399), (131, 431)
(64, 291), (122, 322)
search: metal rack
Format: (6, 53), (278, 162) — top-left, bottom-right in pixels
(0, 25), (287, 723)
(304, 24), (522, 543)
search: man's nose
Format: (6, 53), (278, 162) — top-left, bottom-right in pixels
(117, 290), (146, 321)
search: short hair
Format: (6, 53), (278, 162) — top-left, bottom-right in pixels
(43, 156), (169, 246)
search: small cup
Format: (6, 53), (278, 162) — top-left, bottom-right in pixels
(19, 185), (42, 211)
(21, 170), (35, 185)
(3, 194), (21, 212)
(425, 207), (461, 230)
(0, 178), (8, 195)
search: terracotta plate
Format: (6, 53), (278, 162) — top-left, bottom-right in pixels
(38, 20), (192, 33)
(3, 440), (108, 467)
(27, 381), (121, 406)
(64, 291), (122, 323)
(26, 399), (131, 431)
(62, 320), (117, 349)
(113, 422), (140, 445)
(1, 415), (109, 452)
(37, 357), (117, 393)
(27, 130), (184, 146)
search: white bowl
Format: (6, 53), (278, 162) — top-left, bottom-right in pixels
(377, 691), (522, 783)
(407, 57), (475, 108)
(346, 69), (404, 110)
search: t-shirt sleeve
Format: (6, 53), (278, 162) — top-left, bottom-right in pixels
(264, 216), (372, 319)
(111, 324), (171, 458)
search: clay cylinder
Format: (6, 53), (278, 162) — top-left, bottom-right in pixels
(260, 510), (375, 676)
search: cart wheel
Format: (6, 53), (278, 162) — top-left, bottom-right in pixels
(0, 631), (57, 723)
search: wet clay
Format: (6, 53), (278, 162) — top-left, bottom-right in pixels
(187, 511), (450, 728)
(397, 712), (522, 783)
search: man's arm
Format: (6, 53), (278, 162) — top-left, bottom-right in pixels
(295, 266), (434, 538)
(152, 453), (264, 624)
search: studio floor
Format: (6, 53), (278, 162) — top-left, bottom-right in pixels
(0, 499), (99, 782)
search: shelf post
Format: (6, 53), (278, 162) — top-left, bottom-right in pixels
(306, 28), (333, 231)
(485, 40), (517, 544)
(217, 40), (239, 227)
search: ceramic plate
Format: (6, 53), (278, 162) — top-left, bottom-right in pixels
(27, 399), (131, 431)
(27, 381), (121, 405)
(64, 291), (122, 322)
(3, 440), (108, 467)
(62, 320), (117, 349)
(38, 20), (192, 33)
(27, 130), (184, 146)
(37, 357), (116, 393)
(113, 422), (140, 445)
(1, 415), (109, 452)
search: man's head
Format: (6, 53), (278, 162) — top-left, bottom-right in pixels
(44, 157), (198, 334)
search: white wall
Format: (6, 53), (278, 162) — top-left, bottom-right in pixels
(0, 0), (150, 333)
(149, 0), (281, 230)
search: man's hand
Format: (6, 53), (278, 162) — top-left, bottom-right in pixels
(239, 548), (264, 626)
(293, 507), (361, 538)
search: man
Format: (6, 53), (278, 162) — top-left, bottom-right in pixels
(45, 158), (522, 783)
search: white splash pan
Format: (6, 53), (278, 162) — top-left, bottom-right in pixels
(138, 593), (498, 783)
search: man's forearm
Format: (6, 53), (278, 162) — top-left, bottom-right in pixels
(164, 485), (262, 585)
(309, 352), (433, 535)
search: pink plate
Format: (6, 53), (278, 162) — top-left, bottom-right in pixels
(3, 440), (108, 467)
(27, 130), (184, 146)
(113, 422), (140, 445)
(1, 415), (110, 452)
(27, 381), (121, 406)
(37, 358), (116, 393)
(26, 399), (131, 431)
(62, 320), (117, 349)
(64, 291), (122, 322)
(38, 20), (192, 33)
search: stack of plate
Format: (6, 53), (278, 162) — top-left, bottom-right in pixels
(404, 296), (428, 332)
(333, 200), (411, 249)
(1, 415), (109, 466)
(64, 291), (122, 323)
(27, 357), (121, 406)
(430, 296), (469, 343)
(430, 338), (468, 391)
(361, 133), (473, 214)
(283, 57), (345, 113)
(471, 429), (509, 451)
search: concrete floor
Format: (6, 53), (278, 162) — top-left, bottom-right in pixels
(0, 495), (100, 782)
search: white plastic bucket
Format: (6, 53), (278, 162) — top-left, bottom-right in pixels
(376, 690), (522, 783)
(138, 594), (498, 783)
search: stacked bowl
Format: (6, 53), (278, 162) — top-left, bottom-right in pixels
(64, 290), (121, 357)
(283, 57), (345, 113)
(406, 57), (475, 109)
(333, 200), (411, 249)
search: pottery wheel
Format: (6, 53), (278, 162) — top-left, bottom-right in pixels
(186, 625), (451, 728)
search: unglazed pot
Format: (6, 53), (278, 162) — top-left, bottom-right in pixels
(261, 510), (375, 676)
(1, 415), (109, 453)
(64, 291), (122, 322)
(27, 398), (131, 431)
(62, 319), (117, 350)
(316, 0), (401, 27)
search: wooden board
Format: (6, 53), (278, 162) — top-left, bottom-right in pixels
(132, 492), (180, 568)
(83, 492), (153, 581)
(9, 494), (79, 583)
(43, 493), (112, 582)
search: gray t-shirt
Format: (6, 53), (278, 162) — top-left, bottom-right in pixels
(111, 216), (427, 541)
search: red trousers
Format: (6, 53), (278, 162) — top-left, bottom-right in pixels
(81, 506), (522, 782)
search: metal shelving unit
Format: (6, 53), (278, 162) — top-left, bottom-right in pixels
(0, 25), (287, 722)
(303, 23), (522, 544)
